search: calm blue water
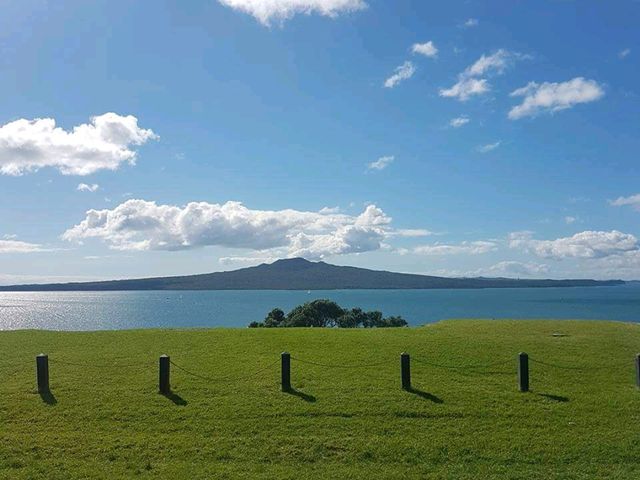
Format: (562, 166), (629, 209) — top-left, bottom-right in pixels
(0, 284), (639, 331)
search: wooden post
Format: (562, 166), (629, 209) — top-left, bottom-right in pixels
(281, 352), (291, 392)
(636, 354), (640, 389)
(159, 355), (170, 394)
(401, 352), (411, 390)
(36, 354), (49, 393)
(518, 352), (529, 392)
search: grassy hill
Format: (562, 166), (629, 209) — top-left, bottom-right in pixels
(1, 320), (639, 479)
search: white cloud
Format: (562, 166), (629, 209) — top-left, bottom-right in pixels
(449, 115), (470, 128)
(569, 196), (590, 204)
(464, 49), (511, 77)
(384, 61), (415, 88)
(509, 230), (638, 260)
(0, 273), (101, 286)
(218, 0), (367, 25)
(619, 48), (631, 59)
(414, 241), (497, 256)
(440, 49), (522, 101)
(0, 239), (45, 253)
(610, 193), (640, 211)
(483, 261), (549, 277)
(0, 113), (156, 176)
(412, 41), (438, 58)
(564, 216), (577, 224)
(476, 141), (501, 153)
(319, 206), (341, 214)
(392, 229), (432, 237)
(219, 255), (279, 266)
(367, 155), (394, 171)
(438, 261), (550, 278)
(62, 200), (422, 260)
(508, 77), (604, 120)
(77, 183), (100, 193)
(463, 18), (478, 28)
(439, 78), (489, 101)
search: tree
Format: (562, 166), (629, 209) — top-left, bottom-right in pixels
(336, 308), (367, 328)
(248, 301), (409, 328)
(362, 310), (383, 328)
(285, 300), (344, 327)
(263, 308), (286, 327)
(379, 315), (408, 328)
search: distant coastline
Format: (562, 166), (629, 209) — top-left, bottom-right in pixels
(0, 258), (625, 292)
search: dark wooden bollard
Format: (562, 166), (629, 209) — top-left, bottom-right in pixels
(36, 354), (49, 393)
(281, 352), (291, 392)
(636, 354), (640, 389)
(518, 352), (529, 392)
(159, 355), (170, 394)
(401, 352), (411, 390)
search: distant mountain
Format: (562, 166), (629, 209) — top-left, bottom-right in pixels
(0, 258), (625, 291)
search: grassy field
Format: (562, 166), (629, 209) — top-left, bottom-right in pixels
(0, 320), (639, 479)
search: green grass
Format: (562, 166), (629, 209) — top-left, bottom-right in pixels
(0, 320), (639, 479)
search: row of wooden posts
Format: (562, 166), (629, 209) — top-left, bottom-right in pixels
(34, 352), (640, 395)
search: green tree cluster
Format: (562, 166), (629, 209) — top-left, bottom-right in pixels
(248, 300), (408, 328)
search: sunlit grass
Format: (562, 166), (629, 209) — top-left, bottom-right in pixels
(0, 320), (639, 479)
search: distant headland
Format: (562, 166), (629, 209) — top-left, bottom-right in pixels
(0, 258), (625, 291)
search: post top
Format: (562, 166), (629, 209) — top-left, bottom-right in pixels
(401, 351), (409, 356)
(160, 354), (169, 358)
(37, 353), (47, 358)
(519, 352), (528, 356)
(281, 351), (290, 355)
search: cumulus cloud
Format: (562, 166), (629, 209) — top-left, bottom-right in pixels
(439, 78), (489, 101)
(218, 0), (367, 25)
(412, 41), (438, 58)
(508, 230), (638, 260)
(476, 141), (501, 153)
(367, 155), (394, 171)
(610, 193), (640, 211)
(62, 200), (418, 260)
(440, 49), (521, 101)
(0, 239), (45, 253)
(414, 241), (497, 256)
(384, 61), (415, 88)
(464, 49), (512, 77)
(449, 116), (470, 128)
(0, 113), (156, 176)
(619, 48), (631, 59)
(77, 183), (100, 193)
(508, 77), (604, 120)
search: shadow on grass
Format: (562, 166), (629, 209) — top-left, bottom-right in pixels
(406, 387), (444, 404)
(160, 391), (188, 406)
(537, 393), (569, 403)
(284, 387), (316, 403)
(39, 390), (57, 405)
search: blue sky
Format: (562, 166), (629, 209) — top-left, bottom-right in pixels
(1, 0), (639, 283)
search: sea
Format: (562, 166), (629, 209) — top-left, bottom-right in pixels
(0, 283), (639, 331)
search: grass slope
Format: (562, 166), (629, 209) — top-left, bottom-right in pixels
(0, 320), (639, 479)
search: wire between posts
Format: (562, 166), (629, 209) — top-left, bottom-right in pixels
(290, 356), (391, 369)
(411, 356), (514, 371)
(169, 358), (279, 384)
(528, 357), (630, 371)
(49, 358), (155, 369)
